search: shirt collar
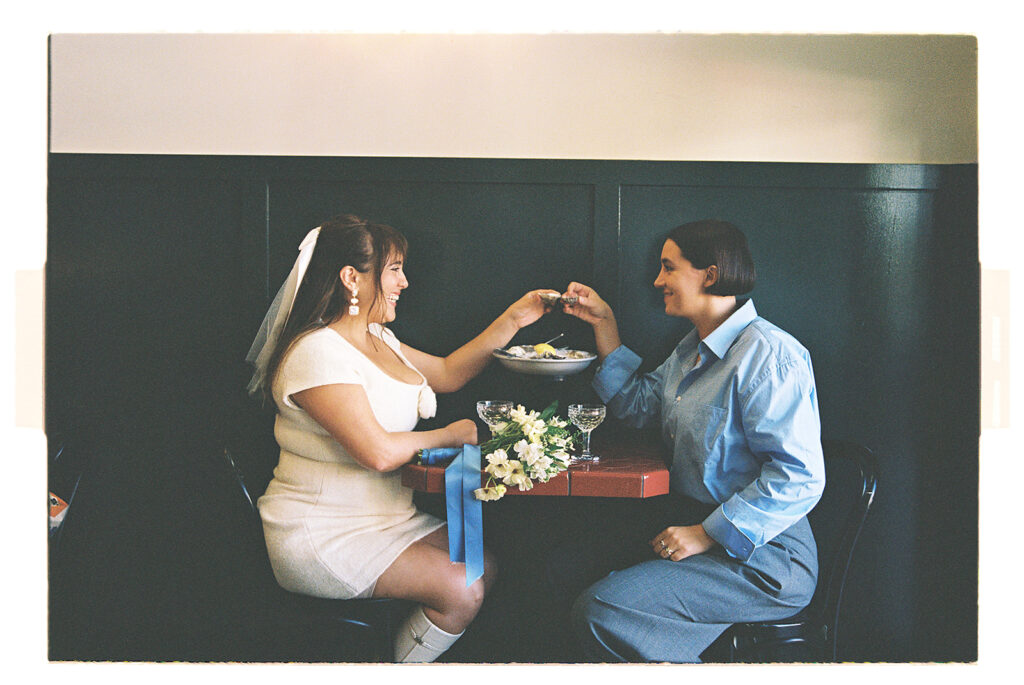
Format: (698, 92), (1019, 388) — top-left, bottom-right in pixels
(701, 299), (757, 359)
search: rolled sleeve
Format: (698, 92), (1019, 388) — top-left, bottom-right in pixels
(702, 506), (756, 561)
(592, 345), (644, 402)
(591, 345), (670, 430)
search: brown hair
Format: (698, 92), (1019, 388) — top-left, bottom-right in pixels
(665, 219), (756, 296)
(262, 214), (408, 404)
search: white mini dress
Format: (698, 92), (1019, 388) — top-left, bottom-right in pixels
(258, 324), (445, 599)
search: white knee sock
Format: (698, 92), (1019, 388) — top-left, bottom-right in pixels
(393, 605), (464, 663)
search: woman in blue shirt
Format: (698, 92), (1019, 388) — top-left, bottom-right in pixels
(553, 219), (825, 662)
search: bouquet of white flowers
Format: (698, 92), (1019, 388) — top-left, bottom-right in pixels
(473, 401), (577, 501)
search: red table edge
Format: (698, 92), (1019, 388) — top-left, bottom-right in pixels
(400, 461), (669, 498)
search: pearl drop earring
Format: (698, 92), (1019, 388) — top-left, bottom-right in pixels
(348, 292), (360, 316)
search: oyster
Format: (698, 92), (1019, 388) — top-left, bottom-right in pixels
(499, 344), (592, 360)
(539, 292), (579, 307)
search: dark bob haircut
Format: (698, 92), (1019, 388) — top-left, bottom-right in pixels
(665, 219), (756, 296)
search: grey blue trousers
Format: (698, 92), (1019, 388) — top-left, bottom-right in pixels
(545, 494), (818, 663)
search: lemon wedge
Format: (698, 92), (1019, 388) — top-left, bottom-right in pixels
(533, 343), (557, 357)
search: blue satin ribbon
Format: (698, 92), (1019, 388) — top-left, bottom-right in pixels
(442, 444), (484, 587)
(419, 447), (462, 465)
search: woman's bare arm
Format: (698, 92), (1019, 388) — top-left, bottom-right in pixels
(400, 289), (555, 393)
(293, 383), (478, 472)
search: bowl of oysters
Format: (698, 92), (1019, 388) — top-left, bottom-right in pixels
(492, 337), (596, 381)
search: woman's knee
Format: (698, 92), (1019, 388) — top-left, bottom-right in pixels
(434, 565), (486, 619)
(570, 584), (625, 662)
(458, 548), (497, 605)
(570, 584), (601, 634)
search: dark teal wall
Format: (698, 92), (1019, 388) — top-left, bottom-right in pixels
(46, 154), (978, 662)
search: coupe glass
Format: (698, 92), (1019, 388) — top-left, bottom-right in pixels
(568, 403), (606, 463)
(476, 400), (513, 438)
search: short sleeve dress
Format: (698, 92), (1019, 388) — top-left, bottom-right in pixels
(257, 324), (445, 599)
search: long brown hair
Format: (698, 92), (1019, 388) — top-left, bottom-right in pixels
(262, 214), (408, 405)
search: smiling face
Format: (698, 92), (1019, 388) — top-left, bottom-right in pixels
(343, 248), (408, 325)
(653, 239), (716, 319)
(377, 252), (408, 323)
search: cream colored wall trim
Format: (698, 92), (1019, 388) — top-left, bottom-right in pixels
(49, 33), (977, 163)
(14, 270), (43, 430)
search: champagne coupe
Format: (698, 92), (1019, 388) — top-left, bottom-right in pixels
(568, 403), (606, 463)
(477, 400), (513, 438)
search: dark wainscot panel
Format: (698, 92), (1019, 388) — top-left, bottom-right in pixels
(46, 154), (977, 663)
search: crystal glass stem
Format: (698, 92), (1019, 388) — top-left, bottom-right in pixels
(581, 429), (593, 458)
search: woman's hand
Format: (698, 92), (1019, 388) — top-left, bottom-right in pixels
(649, 525), (716, 562)
(444, 418), (479, 447)
(562, 282), (622, 360)
(503, 289), (558, 331)
(563, 282), (614, 326)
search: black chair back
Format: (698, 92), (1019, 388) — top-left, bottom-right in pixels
(807, 439), (878, 660)
(48, 435), (85, 558)
(707, 439), (878, 663)
(220, 447), (264, 534)
(216, 445), (411, 662)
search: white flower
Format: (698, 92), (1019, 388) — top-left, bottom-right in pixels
(509, 473), (533, 491)
(417, 386), (437, 419)
(502, 460), (533, 490)
(536, 454), (553, 470)
(510, 405), (529, 424)
(519, 442), (545, 467)
(512, 439), (529, 455)
(486, 448), (510, 465)
(474, 484), (507, 501)
(525, 419), (547, 443)
(528, 454), (553, 477)
(485, 449), (512, 479)
(511, 405), (539, 428)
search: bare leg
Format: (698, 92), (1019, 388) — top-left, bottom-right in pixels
(372, 526), (497, 634)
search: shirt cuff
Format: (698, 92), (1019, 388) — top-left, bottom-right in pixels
(592, 345), (643, 403)
(702, 506), (755, 562)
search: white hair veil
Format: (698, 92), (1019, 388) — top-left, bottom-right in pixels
(245, 227), (321, 395)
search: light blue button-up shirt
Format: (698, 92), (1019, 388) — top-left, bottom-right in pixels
(593, 299), (825, 561)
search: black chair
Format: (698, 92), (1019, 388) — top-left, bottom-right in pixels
(48, 435), (83, 559)
(48, 433), (103, 660)
(216, 446), (412, 662)
(713, 439), (878, 663)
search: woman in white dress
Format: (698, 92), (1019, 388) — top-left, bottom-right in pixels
(246, 214), (552, 662)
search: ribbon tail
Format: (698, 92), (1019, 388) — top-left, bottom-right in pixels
(445, 451), (466, 564)
(461, 443), (485, 586)
(421, 447), (461, 465)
